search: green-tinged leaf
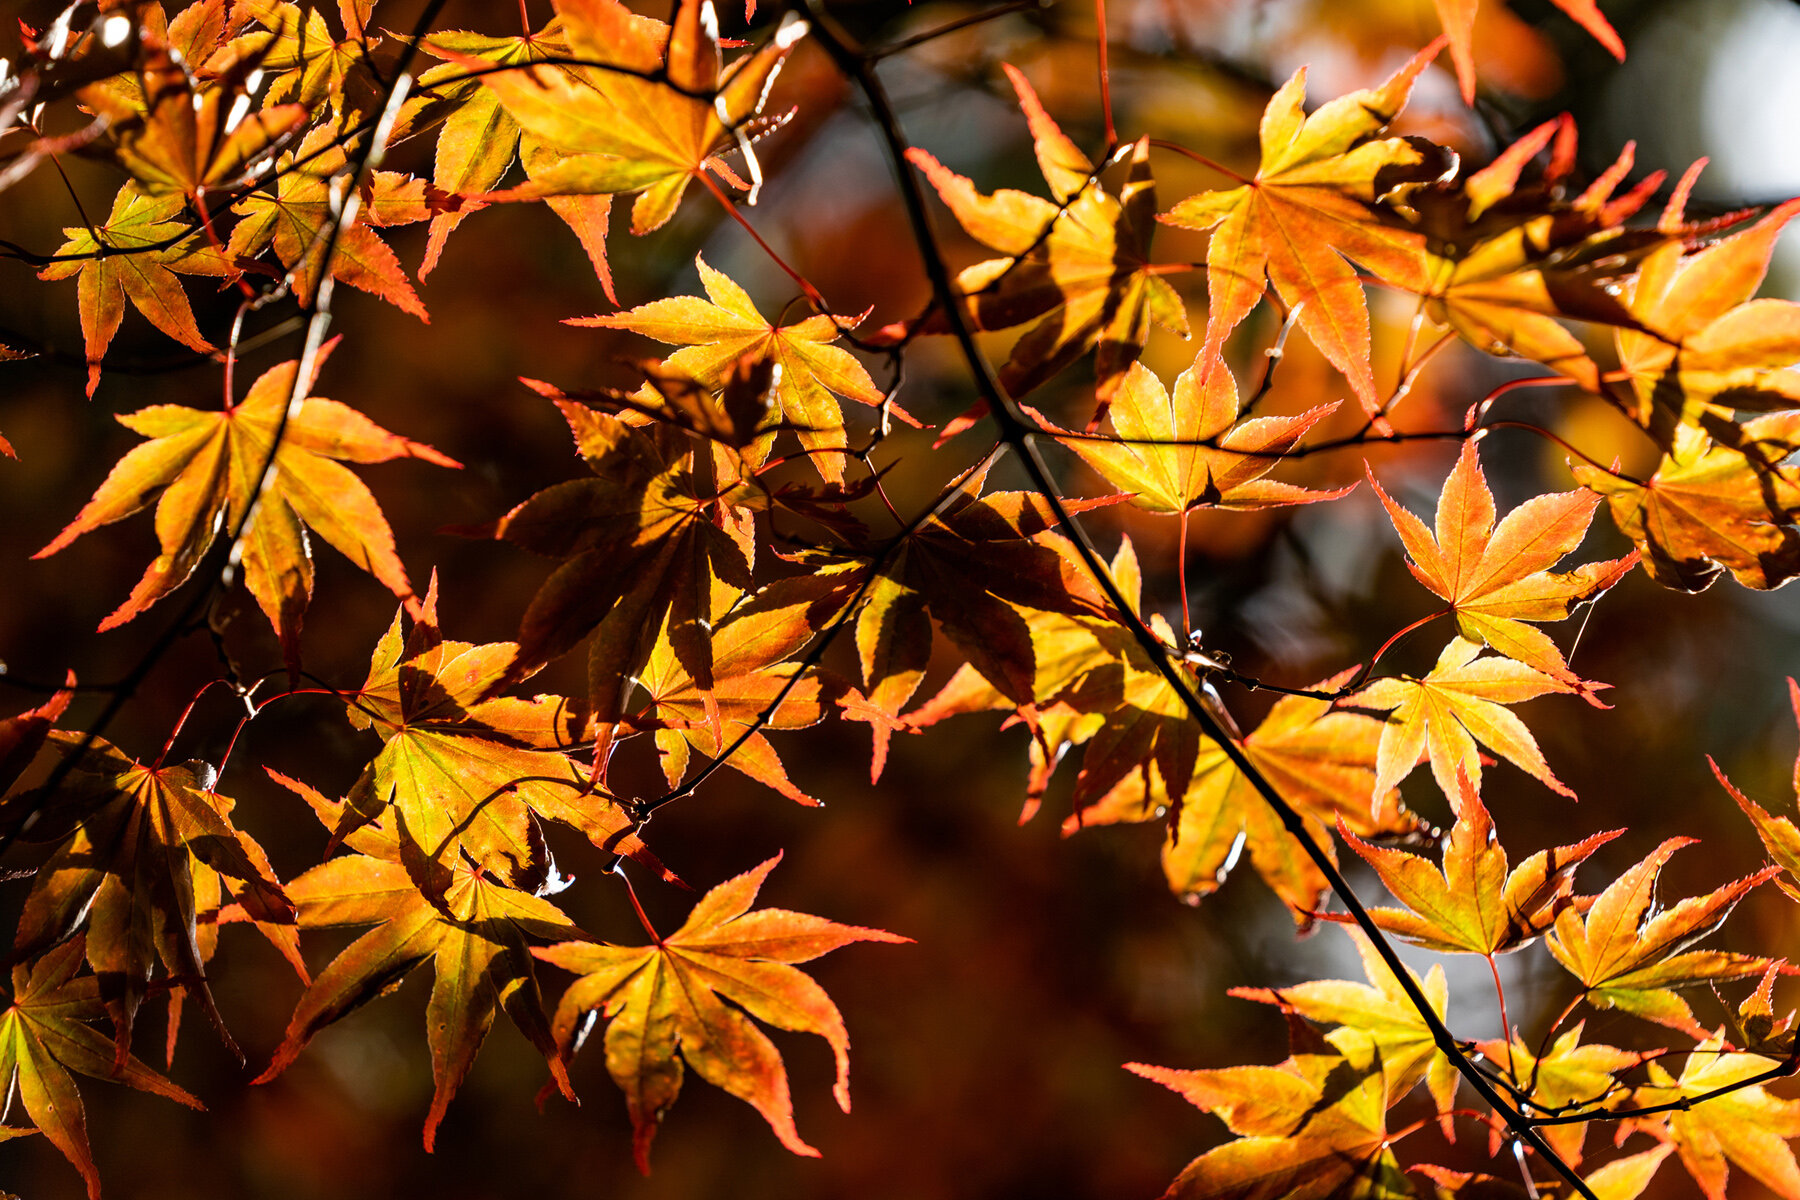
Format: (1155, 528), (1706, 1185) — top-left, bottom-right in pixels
(1626, 1034), (1800, 1200)
(37, 183), (233, 397)
(0, 938), (201, 1200)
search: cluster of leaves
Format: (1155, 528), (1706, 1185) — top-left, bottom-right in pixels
(2, 1), (1800, 1198)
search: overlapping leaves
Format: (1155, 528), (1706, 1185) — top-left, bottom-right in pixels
(901, 64), (1186, 407)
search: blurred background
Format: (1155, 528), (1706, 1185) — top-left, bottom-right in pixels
(4, 0), (1800, 1196)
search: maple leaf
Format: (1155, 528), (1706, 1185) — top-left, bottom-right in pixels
(1057, 652), (1420, 921)
(1158, 683), (1419, 922)
(1468, 1024), (1652, 1166)
(1370, 441), (1634, 687)
(1720, 961), (1799, 1060)
(1374, 126), (1659, 394)
(571, 255), (893, 484)
(899, 64), (1187, 406)
(470, 0), (805, 235)
(1338, 767), (1620, 956)
(208, 0), (376, 115)
(491, 390), (766, 762)
(1035, 355), (1350, 513)
(629, 573), (858, 806)
(37, 182), (234, 397)
(34, 344), (458, 665)
(1232, 927), (1459, 1124)
(534, 854), (909, 1171)
(1716, 678), (1800, 903)
(0, 679), (73, 799)
(0, 734), (294, 1068)
(1615, 197), (1800, 442)
(254, 839), (583, 1151)
(1571, 413), (1800, 592)
(331, 582), (661, 885)
(886, 534), (1147, 801)
(1432, 0), (1623, 104)
(76, 35), (306, 202)
(1546, 838), (1779, 1036)
(1412, 1146), (1672, 1200)
(1625, 1033), (1800, 1200)
(1346, 637), (1578, 803)
(405, 20), (623, 287)
(228, 122), (431, 318)
(0, 938), (202, 1200)
(1127, 1030), (1411, 1200)
(1160, 40), (1445, 416)
(848, 477), (1111, 714)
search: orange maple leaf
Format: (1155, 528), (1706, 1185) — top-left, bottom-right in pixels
(1035, 355), (1349, 514)
(37, 183), (235, 397)
(534, 854), (909, 1171)
(254, 840), (583, 1152)
(1572, 413), (1800, 593)
(470, 0), (803, 234)
(1370, 440), (1635, 687)
(1547, 838), (1779, 1037)
(1346, 636), (1577, 802)
(1337, 767), (1620, 956)
(1160, 40), (1444, 417)
(1433, 0), (1623, 104)
(572, 255), (893, 484)
(899, 64), (1187, 407)
(35, 344), (457, 666)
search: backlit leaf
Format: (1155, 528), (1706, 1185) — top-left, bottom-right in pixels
(535, 854), (908, 1171)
